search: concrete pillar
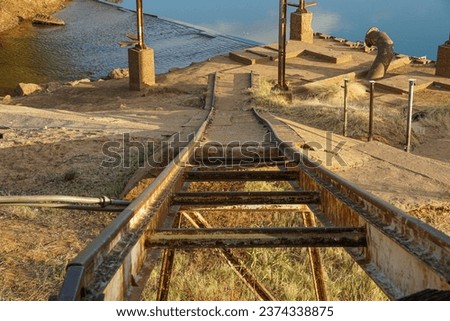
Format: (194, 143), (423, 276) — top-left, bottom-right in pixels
(128, 47), (155, 91)
(290, 11), (314, 43)
(436, 37), (450, 78)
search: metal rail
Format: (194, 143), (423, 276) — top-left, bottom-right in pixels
(56, 72), (450, 301)
(253, 108), (450, 299)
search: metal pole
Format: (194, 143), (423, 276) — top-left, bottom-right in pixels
(300, 0), (306, 12)
(136, 0), (145, 49)
(405, 79), (416, 152)
(368, 80), (375, 142)
(343, 78), (349, 137)
(277, 0), (288, 90)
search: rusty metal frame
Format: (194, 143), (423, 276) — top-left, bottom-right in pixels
(58, 69), (450, 301)
(57, 107), (215, 300)
(146, 227), (367, 249)
(183, 211), (276, 301)
(253, 108), (450, 299)
(172, 191), (320, 206)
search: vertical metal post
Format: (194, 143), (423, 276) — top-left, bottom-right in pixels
(136, 0), (145, 49)
(343, 78), (349, 137)
(277, 0), (288, 90)
(405, 79), (416, 152)
(300, 0), (306, 11)
(368, 80), (375, 142)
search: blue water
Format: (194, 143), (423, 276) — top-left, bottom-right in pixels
(0, 0), (448, 95)
(113, 0), (450, 59)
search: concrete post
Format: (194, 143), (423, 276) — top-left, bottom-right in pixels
(128, 0), (155, 91)
(436, 35), (450, 78)
(290, 10), (314, 43)
(128, 47), (155, 91)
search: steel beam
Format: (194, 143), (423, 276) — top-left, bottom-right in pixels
(253, 108), (450, 299)
(184, 170), (298, 182)
(146, 227), (367, 249)
(172, 191), (320, 206)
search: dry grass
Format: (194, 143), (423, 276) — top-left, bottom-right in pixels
(0, 138), (143, 300)
(415, 106), (450, 133)
(0, 206), (118, 300)
(141, 180), (387, 301)
(409, 204), (450, 234)
(251, 79), (417, 147)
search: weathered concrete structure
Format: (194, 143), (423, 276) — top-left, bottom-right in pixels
(365, 27), (395, 80)
(436, 36), (450, 78)
(128, 47), (155, 91)
(128, 0), (155, 91)
(290, 10), (314, 43)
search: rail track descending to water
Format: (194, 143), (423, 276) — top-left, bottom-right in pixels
(57, 72), (450, 301)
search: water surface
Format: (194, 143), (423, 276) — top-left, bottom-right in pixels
(1, 0), (448, 95)
(113, 0), (449, 59)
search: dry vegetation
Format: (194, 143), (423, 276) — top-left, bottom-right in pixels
(249, 77), (450, 237)
(0, 140), (143, 300)
(140, 180), (387, 301)
(250, 79), (450, 150)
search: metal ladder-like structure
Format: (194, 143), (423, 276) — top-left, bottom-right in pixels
(57, 73), (450, 301)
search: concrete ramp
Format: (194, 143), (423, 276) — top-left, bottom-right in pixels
(230, 40), (353, 65)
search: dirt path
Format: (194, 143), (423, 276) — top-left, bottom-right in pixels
(205, 72), (267, 144)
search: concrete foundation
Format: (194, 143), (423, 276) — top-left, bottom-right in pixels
(128, 47), (155, 91)
(436, 44), (450, 78)
(290, 11), (313, 43)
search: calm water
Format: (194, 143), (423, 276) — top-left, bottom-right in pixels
(114, 0), (450, 58)
(0, 0), (449, 95)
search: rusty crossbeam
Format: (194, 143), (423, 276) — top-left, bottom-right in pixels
(145, 227), (367, 249)
(184, 170), (298, 182)
(191, 157), (289, 167)
(172, 191), (320, 206)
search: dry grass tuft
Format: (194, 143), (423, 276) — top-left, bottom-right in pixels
(251, 79), (417, 147)
(409, 204), (450, 235)
(300, 81), (368, 106)
(415, 106), (450, 133)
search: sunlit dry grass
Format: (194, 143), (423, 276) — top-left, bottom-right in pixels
(141, 181), (387, 301)
(251, 79), (414, 147)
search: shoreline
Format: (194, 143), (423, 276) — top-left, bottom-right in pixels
(0, 0), (255, 96)
(0, 0), (69, 34)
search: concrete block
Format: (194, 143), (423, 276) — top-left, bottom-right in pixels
(436, 45), (450, 78)
(128, 47), (155, 91)
(290, 12), (313, 43)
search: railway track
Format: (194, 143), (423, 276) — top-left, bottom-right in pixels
(57, 72), (450, 301)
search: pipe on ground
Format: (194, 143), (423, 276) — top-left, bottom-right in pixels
(0, 195), (130, 207)
(365, 27), (395, 80)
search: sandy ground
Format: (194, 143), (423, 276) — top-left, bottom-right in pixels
(0, 0), (68, 33)
(0, 35), (449, 299)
